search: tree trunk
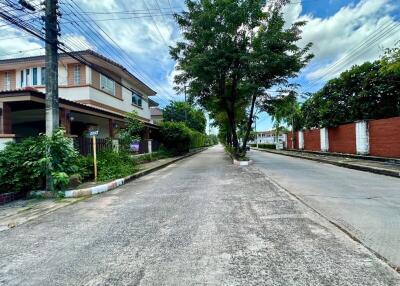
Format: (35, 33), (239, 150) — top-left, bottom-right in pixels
(241, 93), (257, 154)
(226, 102), (239, 156)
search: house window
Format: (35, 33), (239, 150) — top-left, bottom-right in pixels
(32, 68), (38, 85)
(100, 74), (115, 95)
(73, 64), (81, 85)
(132, 91), (142, 107)
(41, 67), (46, 85)
(20, 70), (24, 87)
(3, 71), (11, 90)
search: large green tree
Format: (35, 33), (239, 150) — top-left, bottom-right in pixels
(302, 51), (400, 129)
(163, 101), (207, 133)
(171, 0), (312, 157)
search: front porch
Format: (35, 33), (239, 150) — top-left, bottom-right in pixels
(0, 89), (159, 153)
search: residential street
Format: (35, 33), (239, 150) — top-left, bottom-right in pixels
(1, 146), (399, 286)
(249, 149), (400, 268)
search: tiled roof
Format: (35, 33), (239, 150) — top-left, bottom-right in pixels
(0, 88), (161, 129)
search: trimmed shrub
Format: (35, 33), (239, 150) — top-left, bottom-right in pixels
(97, 150), (138, 182)
(189, 129), (207, 149)
(160, 122), (192, 154)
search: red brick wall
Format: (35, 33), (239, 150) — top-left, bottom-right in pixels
(304, 129), (320, 151)
(369, 117), (400, 158)
(328, 123), (356, 154)
(286, 132), (299, 149)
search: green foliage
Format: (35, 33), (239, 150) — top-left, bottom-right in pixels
(0, 129), (81, 193)
(302, 55), (400, 128)
(206, 134), (219, 146)
(380, 47), (400, 77)
(132, 149), (172, 164)
(189, 129), (207, 149)
(118, 111), (144, 150)
(263, 91), (304, 131)
(159, 121), (209, 154)
(97, 150), (138, 182)
(163, 101), (207, 133)
(251, 143), (276, 150)
(52, 172), (70, 190)
(171, 0), (312, 157)
(159, 121), (192, 155)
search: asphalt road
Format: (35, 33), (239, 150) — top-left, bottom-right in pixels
(0, 146), (399, 285)
(249, 149), (400, 268)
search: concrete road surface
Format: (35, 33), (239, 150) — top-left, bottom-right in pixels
(0, 146), (399, 285)
(249, 149), (400, 269)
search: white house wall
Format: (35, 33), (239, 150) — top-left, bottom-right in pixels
(60, 86), (91, 102)
(121, 78), (151, 119)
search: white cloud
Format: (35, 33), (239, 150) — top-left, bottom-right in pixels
(67, 0), (182, 104)
(285, 0), (400, 85)
(61, 34), (94, 51)
(0, 28), (44, 59)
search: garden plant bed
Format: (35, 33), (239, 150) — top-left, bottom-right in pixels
(62, 148), (207, 198)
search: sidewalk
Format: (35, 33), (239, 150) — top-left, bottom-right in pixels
(252, 148), (400, 178)
(0, 149), (206, 232)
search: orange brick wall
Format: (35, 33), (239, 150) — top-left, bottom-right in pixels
(369, 117), (400, 158)
(304, 129), (320, 151)
(328, 123), (356, 154)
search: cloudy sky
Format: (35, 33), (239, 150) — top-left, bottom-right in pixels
(0, 0), (399, 132)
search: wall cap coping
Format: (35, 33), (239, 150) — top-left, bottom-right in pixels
(0, 134), (16, 138)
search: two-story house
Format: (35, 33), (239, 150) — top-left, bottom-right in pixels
(0, 50), (159, 150)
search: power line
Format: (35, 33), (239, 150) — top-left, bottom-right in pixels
(59, 3), (171, 105)
(61, 0), (173, 105)
(67, 7), (181, 15)
(302, 20), (400, 92)
(0, 47), (44, 58)
(0, 4), (169, 107)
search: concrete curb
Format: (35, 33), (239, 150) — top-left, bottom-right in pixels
(252, 148), (400, 178)
(65, 148), (207, 198)
(286, 149), (400, 164)
(233, 159), (254, 166)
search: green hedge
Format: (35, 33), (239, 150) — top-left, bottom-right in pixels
(189, 129), (207, 149)
(251, 143), (276, 150)
(160, 121), (208, 154)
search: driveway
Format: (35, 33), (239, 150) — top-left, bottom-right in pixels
(249, 149), (400, 268)
(0, 146), (399, 285)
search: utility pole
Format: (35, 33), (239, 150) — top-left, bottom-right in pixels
(45, 0), (59, 136)
(44, 0), (59, 192)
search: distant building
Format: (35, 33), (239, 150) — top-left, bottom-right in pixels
(150, 107), (163, 125)
(250, 130), (285, 145)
